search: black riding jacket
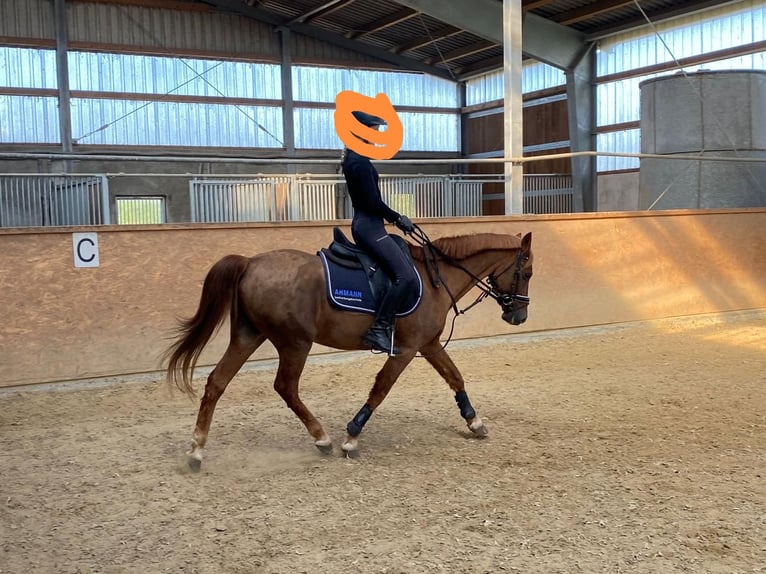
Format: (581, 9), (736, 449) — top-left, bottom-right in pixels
(342, 149), (400, 223)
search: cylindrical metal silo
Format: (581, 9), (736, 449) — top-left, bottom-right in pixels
(639, 70), (766, 209)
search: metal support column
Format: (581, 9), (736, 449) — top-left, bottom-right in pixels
(503, 0), (523, 214)
(278, 27), (296, 156)
(566, 43), (597, 212)
(458, 81), (468, 174)
(278, 27), (299, 218)
(100, 175), (111, 224)
(54, 0), (73, 157)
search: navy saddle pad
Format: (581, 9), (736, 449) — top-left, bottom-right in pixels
(318, 227), (422, 317)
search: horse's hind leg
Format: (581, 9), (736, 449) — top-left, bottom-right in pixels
(188, 331), (266, 471)
(421, 341), (488, 437)
(272, 343), (333, 454)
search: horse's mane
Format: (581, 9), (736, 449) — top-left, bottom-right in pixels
(410, 233), (521, 261)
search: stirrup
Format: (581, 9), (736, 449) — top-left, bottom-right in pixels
(363, 328), (401, 356)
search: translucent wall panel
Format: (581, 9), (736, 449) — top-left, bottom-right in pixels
(597, 130), (640, 172)
(294, 107), (459, 151)
(292, 66), (458, 107)
(399, 112), (459, 152)
(69, 52), (281, 99)
(522, 62), (567, 94)
(0, 47), (57, 88)
(597, 51), (766, 127)
(0, 96), (59, 143)
(596, 76), (644, 127)
(294, 107), (334, 150)
(695, 50), (766, 70)
(466, 69), (503, 106)
(597, 0), (766, 76)
(466, 61), (566, 106)
(71, 99), (283, 147)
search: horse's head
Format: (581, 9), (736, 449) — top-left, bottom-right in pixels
(489, 232), (533, 326)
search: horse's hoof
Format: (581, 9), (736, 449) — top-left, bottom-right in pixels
(342, 442), (360, 459)
(188, 457), (202, 472)
(343, 448), (360, 459)
(469, 421), (489, 437)
(315, 442), (333, 455)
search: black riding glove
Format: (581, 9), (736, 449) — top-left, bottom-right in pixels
(395, 215), (415, 234)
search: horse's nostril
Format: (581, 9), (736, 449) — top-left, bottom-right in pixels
(508, 311), (527, 326)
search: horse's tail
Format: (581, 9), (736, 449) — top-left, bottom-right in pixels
(164, 254), (250, 396)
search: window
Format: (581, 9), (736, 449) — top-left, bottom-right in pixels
(116, 196), (166, 224)
(68, 52), (283, 147)
(0, 47), (59, 143)
(291, 65), (460, 151)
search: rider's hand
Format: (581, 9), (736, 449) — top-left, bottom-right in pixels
(395, 215), (415, 234)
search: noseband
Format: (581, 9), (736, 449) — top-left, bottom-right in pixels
(487, 248), (531, 312)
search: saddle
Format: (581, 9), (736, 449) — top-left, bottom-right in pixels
(318, 227), (422, 316)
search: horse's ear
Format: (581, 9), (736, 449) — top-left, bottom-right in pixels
(521, 232), (532, 251)
(515, 232), (522, 238)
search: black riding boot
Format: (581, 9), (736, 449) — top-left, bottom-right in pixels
(363, 281), (407, 355)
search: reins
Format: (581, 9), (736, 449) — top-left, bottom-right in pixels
(409, 224), (528, 311)
(405, 224), (530, 356)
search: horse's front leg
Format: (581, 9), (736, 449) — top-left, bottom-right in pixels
(421, 341), (488, 437)
(342, 351), (416, 458)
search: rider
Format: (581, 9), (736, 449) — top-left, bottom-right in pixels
(341, 110), (418, 356)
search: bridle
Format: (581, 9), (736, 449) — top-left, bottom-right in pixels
(487, 248), (531, 313)
(407, 224), (531, 321)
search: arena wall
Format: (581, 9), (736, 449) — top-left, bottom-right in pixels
(1, 209), (765, 387)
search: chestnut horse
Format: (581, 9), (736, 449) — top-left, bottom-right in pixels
(165, 228), (533, 470)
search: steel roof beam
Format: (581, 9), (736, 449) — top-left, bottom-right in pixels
(393, 0), (586, 70)
(552, 0), (634, 26)
(454, 55), (504, 79)
(392, 25), (461, 54)
(199, 0), (453, 78)
(522, 0), (558, 10)
(523, 12), (587, 70)
(424, 40), (496, 65)
(347, 7), (418, 39)
(394, 0), (502, 45)
(583, 0), (731, 40)
(288, 0), (356, 25)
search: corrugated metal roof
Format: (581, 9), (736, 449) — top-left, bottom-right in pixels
(1, 0), (735, 78)
(532, 0), (732, 37)
(372, 12), (441, 41)
(194, 0), (730, 77)
(318, 0), (398, 31)
(68, 1), (282, 58)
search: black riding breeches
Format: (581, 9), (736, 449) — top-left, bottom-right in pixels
(351, 214), (418, 290)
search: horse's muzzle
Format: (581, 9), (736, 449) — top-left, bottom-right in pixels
(502, 308), (527, 325)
